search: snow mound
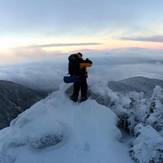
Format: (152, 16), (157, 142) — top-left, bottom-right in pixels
(0, 90), (133, 163)
(130, 124), (163, 163)
(90, 80), (163, 163)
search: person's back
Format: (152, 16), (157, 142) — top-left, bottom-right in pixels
(68, 52), (93, 102)
(68, 54), (80, 76)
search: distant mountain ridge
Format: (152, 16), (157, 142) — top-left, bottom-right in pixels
(0, 80), (48, 129)
(108, 76), (163, 96)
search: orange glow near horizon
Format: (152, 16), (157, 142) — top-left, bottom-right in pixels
(0, 39), (163, 65)
(39, 39), (163, 53)
(103, 40), (163, 50)
(0, 36), (163, 64)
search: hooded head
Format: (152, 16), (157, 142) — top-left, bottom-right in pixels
(77, 52), (83, 57)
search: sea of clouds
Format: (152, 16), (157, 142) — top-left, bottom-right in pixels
(0, 48), (163, 91)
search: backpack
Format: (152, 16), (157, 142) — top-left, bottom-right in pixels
(68, 54), (80, 76)
(63, 75), (80, 83)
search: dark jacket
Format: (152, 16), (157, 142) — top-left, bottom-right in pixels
(68, 54), (92, 78)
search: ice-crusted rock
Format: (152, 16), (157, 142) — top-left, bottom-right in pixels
(130, 124), (163, 163)
(89, 77), (163, 135)
(145, 86), (163, 136)
(0, 107), (64, 163)
(0, 132), (64, 163)
(88, 77), (163, 162)
(30, 134), (63, 149)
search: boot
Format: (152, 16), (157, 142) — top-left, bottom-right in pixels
(80, 96), (88, 102)
(70, 95), (78, 102)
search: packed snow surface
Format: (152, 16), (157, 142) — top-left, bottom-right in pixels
(0, 87), (133, 163)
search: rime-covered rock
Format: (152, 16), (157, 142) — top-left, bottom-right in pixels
(130, 124), (163, 163)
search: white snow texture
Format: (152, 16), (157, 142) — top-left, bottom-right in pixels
(1, 51), (163, 163)
(0, 86), (133, 163)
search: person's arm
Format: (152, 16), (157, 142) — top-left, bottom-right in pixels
(80, 58), (93, 68)
(85, 58), (93, 64)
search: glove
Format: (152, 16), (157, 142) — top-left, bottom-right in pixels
(85, 58), (93, 64)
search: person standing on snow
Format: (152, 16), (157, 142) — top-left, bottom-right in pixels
(68, 52), (93, 102)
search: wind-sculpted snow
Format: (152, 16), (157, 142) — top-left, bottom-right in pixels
(0, 89), (133, 163)
(90, 78), (163, 163)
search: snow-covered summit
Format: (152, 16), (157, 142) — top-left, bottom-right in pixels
(0, 89), (133, 163)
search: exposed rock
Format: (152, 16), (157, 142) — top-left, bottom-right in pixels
(0, 80), (49, 129)
(30, 134), (63, 149)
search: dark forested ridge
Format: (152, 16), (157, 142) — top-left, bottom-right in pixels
(0, 80), (48, 129)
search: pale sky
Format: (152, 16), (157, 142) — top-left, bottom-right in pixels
(0, 0), (163, 63)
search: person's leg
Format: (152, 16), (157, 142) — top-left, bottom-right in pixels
(70, 81), (80, 102)
(80, 78), (88, 101)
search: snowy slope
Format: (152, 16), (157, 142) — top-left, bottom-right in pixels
(90, 79), (163, 163)
(0, 87), (133, 163)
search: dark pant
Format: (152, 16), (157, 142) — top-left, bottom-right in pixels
(72, 77), (88, 100)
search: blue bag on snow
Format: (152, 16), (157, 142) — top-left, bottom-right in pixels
(63, 75), (80, 83)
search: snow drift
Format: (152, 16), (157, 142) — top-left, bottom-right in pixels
(90, 78), (163, 163)
(0, 88), (133, 163)
(130, 124), (163, 163)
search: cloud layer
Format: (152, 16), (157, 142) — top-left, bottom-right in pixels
(121, 35), (163, 42)
(26, 42), (101, 48)
(0, 48), (163, 91)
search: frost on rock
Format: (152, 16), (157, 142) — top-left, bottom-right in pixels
(91, 83), (163, 134)
(90, 81), (147, 134)
(0, 96), (65, 163)
(29, 134), (63, 149)
(145, 86), (163, 136)
(90, 82), (163, 162)
(130, 124), (163, 163)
